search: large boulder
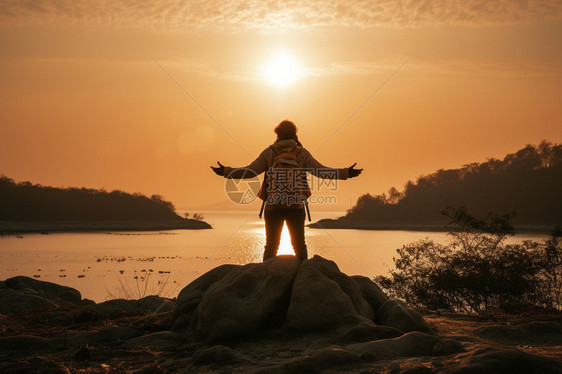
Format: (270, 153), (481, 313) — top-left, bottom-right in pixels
(0, 276), (83, 314)
(5, 276), (81, 304)
(191, 255), (301, 341)
(475, 321), (562, 346)
(351, 275), (389, 312)
(437, 347), (562, 373)
(172, 264), (240, 331)
(89, 295), (174, 319)
(285, 256), (374, 331)
(375, 300), (435, 334)
(3, 276), (82, 310)
(334, 321), (403, 345)
(345, 331), (463, 360)
(172, 255), (437, 343)
(0, 288), (58, 314)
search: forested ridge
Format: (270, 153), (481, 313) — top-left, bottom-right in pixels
(0, 176), (184, 222)
(343, 141), (562, 226)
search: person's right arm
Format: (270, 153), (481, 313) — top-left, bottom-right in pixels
(300, 149), (350, 180)
(222, 147), (271, 178)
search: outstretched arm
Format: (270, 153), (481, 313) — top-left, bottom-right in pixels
(302, 149), (363, 180)
(210, 148), (270, 179)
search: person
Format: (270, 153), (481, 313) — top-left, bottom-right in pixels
(211, 120), (362, 262)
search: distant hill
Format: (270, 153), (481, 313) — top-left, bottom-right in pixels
(0, 176), (211, 233)
(312, 141), (562, 231)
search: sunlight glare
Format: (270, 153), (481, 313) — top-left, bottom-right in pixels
(260, 50), (304, 88)
(277, 223), (295, 256)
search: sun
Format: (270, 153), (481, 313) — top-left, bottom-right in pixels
(260, 50), (305, 88)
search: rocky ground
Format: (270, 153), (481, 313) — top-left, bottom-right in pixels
(1, 255), (561, 373)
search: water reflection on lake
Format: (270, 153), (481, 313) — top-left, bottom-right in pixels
(0, 211), (549, 302)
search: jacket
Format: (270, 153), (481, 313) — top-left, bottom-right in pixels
(223, 139), (350, 181)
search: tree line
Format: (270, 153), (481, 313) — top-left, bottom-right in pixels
(345, 141), (562, 226)
(0, 176), (184, 222)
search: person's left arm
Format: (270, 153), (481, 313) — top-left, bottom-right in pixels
(211, 148), (271, 178)
(300, 149), (362, 179)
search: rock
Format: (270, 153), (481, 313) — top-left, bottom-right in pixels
(438, 347), (562, 373)
(346, 331), (458, 360)
(191, 256), (301, 342)
(0, 335), (52, 355)
(80, 298), (96, 306)
(264, 347), (362, 374)
(55, 330), (96, 348)
(89, 296), (174, 318)
(171, 255), (436, 342)
(375, 300), (435, 334)
(475, 321), (562, 345)
(191, 345), (251, 365)
(0, 356), (63, 373)
(72, 346), (92, 362)
(352, 275), (389, 312)
(70, 346), (114, 362)
(0, 276), (85, 314)
(309, 347), (363, 367)
(334, 321), (403, 345)
(432, 339), (466, 356)
(172, 264), (239, 331)
(5, 276), (81, 304)
(403, 367), (433, 374)
(0, 288), (57, 314)
(91, 326), (142, 345)
(285, 256), (374, 331)
(123, 331), (185, 350)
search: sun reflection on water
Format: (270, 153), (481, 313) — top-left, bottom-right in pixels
(278, 223), (295, 256)
(249, 221), (295, 258)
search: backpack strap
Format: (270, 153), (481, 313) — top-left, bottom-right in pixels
(270, 144), (302, 158)
(291, 145), (303, 156)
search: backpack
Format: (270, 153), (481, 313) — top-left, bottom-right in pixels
(258, 145), (311, 210)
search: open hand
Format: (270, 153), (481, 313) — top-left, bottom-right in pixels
(211, 161), (226, 176)
(348, 162), (363, 178)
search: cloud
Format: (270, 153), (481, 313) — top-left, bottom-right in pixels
(417, 58), (562, 78)
(160, 55), (562, 85)
(307, 57), (562, 81)
(1, 0), (561, 30)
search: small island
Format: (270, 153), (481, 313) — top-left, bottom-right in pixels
(0, 176), (211, 234)
(310, 141), (561, 233)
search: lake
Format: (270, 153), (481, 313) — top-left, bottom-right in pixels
(0, 211), (549, 302)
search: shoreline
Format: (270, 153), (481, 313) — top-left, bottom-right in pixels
(308, 219), (556, 234)
(0, 219), (212, 235)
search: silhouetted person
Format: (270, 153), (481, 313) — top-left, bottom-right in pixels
(212, 120), (362, 262)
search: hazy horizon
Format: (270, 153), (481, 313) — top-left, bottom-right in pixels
(1, 1), (561, 211)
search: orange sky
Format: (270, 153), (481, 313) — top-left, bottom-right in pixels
(1, 1), (561, 212)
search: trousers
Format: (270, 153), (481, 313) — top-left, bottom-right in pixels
(263, 207), (308, 262)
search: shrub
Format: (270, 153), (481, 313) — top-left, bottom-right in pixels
(375, 207), (561, 313)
